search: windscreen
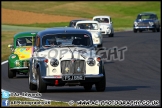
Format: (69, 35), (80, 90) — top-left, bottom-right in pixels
(76, 23), (99, 30)
(42, 34), (92, 48)
(16, 37), (34, 47)
(137, 14), (156, 20)
(94, 18), (109, 23)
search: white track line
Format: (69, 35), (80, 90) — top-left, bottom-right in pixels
(1, 60), (8, 65)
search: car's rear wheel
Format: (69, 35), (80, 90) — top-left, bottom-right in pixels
(84, 84), (92, 91)
(37, 67), (47, 93)
(29, 71), (37, 90)
(95, 67), (106, 92)
(8, 63), (16, 78)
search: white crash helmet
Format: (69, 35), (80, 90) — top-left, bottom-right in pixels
(17, 38), (26, 46)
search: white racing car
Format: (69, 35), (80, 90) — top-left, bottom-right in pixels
(28, 27), (106, 93)
(93, 16), (114, 37)
(75, 20), (103, 47)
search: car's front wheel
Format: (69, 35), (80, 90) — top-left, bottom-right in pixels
(98, 44), (103, 48)
(133, 29), (137, 33)
(29, 71), (37, 90)
(157, 27), (160, 32)
(36, 67), (47, 93)
(8, 63), (16, 78)
(108, 33), (114, 37)
(95, 67), (106, 92)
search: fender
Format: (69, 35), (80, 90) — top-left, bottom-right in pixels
(99, 60), (104, 74)
(8, 54), (19, 68)
(35, 58), (47, 77)
(29, 58), (33, 74)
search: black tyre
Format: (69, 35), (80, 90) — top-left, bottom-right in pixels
(133, 29), (137, 33)
(84, 84), (92, 91)
(37, 67), (47, 93)
(29, 71), (37, 90)
(157, 28), (160, 32)
(109, 33), (114, 37)
(98, 44), (103, 48)
(111, 33), (114, 37)
(8, 62), (16, 78)
(95, 67), (106, 92)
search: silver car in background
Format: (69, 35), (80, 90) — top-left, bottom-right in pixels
(93, 15), (114, 37)
(75, 20), (103, 47)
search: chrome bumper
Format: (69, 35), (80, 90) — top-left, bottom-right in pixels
(42, 74), (104, 79)
(10, 67), (28, 70)
(101, 29), (111, 34)
(134, 26), (154, 29)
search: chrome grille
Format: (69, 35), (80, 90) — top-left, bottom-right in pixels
(23, 61), (29, 67)
(61, 60), (86, 74)
(138, 22), (150, 27)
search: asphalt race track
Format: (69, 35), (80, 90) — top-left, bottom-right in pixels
(1, 31), (161, 104)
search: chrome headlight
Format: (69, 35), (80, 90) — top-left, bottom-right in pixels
(149, 22), (154, 26)
(134, 22), (138, 26)
(87, 58), (95, 66)
(107, 26), (110, 29)
(94, 33), (99, 38)
(15, 60), (20, 67)
(50, 58), (59, 67)
(11, 55), (16, 59)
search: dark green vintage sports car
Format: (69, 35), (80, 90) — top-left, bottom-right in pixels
(8, 31), (37, 78)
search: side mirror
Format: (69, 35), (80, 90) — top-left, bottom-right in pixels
(8, 44), (14, 52)
(33, 46), (39, 52)
(111, 22), (113, 24)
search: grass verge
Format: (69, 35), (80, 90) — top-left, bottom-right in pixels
(1, 31), (17, 62)
(3, 22), (70, 28)
(2, 1), (160, 18)
(2, 2), (160, 28)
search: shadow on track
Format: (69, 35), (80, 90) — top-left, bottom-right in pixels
(43, 86), (150, 93)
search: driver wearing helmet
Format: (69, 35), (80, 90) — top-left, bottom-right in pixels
(17, 38), (26, 46)
(46, 37), (57, 46)
(85, 24), (92, 29)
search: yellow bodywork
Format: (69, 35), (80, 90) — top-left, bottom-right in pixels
(14, 46), (33, 60)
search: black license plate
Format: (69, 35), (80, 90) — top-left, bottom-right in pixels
(62, 75), (85, 81)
